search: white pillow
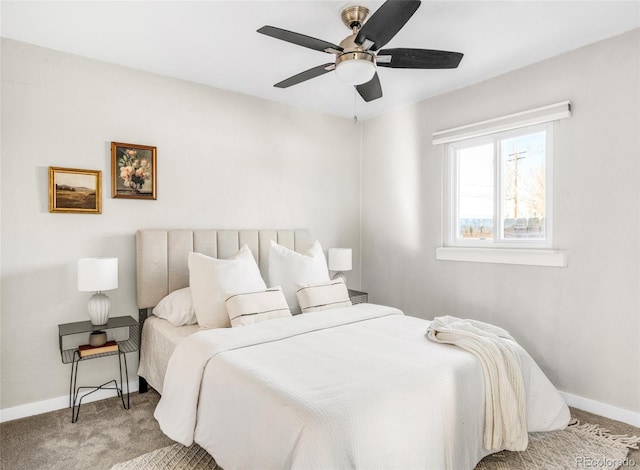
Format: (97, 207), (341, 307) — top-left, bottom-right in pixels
(224, 286), (291, 327)
(268, 240), (330, 314)
(296, 278), (352, 313)
(152, 287), (197, 326)
(188, 245), (267, 329)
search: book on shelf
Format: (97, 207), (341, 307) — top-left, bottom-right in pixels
(78, 341), (119, 357)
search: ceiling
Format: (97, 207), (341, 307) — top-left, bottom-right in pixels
(2, 1), (639, 120)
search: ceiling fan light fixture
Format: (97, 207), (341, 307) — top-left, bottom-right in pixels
(335, 52), (376, 86)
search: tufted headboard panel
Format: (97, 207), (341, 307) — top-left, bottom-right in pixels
(136, 229), (312, 309)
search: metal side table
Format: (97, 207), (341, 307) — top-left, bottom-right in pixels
(58, 316), (139, 423)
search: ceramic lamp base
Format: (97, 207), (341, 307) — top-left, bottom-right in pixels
(331, 272), (347, 286)
(88, 292), (111, 326)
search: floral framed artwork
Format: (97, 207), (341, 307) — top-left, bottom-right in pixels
(49, 167), (102, 214)
(111, 142), (157, 199)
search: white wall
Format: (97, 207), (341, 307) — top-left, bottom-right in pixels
(3, 28), (639, 420)
(0, 39), (362, 410)
(361, 29), (640, 414)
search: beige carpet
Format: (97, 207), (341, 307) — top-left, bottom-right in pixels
(112, 420), (639, 470)
(0, 391), (175, 470)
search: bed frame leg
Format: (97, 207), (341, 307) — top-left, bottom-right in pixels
(139, 377), (149, 394)
(138, 307), (150, 394)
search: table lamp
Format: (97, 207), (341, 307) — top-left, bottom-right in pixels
(77, 257), (118, 325)
(328, 248), (352, 285)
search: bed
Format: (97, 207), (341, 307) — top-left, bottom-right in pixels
(136, 229), (315, 393)
(136, 229), (570, 470)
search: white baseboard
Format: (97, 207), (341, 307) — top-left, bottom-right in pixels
(0, 380), (139, 423)
(560, 391), (640, 428)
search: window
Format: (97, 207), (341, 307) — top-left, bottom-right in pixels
(434, 101), (569, 266)
(446, 123), (552, 249)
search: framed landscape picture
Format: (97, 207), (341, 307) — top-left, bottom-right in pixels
(111, 142), (157, 200)
(49, 167), (102, 214)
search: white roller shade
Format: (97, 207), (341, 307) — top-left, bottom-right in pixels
(432, 101), (571, 145)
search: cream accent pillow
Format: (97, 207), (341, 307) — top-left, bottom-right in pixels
(268, 240), (330, 314)
(296, 278), (352, 313)
(224, 286), (291, 327)
(188, 245), (266, 329)
(152, 287), (197, 326)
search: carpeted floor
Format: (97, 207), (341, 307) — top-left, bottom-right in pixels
(0, 391), (174, 470)
(1, 390), (638, 470)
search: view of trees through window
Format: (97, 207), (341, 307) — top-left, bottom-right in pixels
(455, 128), (547, 242)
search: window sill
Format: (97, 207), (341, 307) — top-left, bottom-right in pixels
(435, 247), (567, 267)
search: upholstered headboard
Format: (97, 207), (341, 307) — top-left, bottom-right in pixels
(135, 229), (312, 309)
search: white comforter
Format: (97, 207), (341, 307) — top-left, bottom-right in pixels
(155, 304), (569, 470)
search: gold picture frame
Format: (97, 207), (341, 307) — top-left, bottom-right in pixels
(49, 167), (102, 214)
(111, 142), (157, 200)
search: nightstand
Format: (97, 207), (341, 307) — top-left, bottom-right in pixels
(348, 289), (368, 304)
(58, 316), (139, 423)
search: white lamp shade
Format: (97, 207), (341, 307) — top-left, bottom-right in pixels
(335, 59), (376, 86)
(328, 248), (352, 272)
(77, 257), (118, 292)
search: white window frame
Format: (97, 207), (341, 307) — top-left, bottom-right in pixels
(433, 101), (570, 267)
(445, 122), (554, 250)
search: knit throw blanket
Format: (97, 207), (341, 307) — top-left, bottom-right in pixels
(427, 316), (528, 452)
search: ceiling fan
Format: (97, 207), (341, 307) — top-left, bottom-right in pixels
(257, 0), (463, 102)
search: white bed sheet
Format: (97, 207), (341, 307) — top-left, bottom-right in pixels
(137, 315), (200, 393)
(155, 304), (570, 470)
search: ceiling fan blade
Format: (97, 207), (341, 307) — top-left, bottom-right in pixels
(355, 72), (383, 102)
(274, 63), (335, 88)
(355, 0), (421, 51)
(258, 26), (343, 53)
(377, 48), (464, 69)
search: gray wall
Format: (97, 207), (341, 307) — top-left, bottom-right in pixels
(361, 29), (640, 413)
(0, 39), (362, 409)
